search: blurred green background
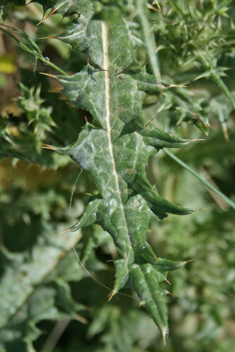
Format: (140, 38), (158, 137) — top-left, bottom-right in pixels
(0, 1), (235, 351)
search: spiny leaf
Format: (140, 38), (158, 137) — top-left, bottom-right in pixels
(41, 5), (195, 339)
(0, 229), (82, 330)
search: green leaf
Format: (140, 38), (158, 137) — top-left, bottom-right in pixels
(42, 10), (195, 340)
(0, 229), (82, 331)
(0, 148), (31, 162)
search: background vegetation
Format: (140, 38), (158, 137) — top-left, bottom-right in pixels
(0, 1), (235, 351)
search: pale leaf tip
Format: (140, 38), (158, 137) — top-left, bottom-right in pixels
(58, 229), (70, 235)
(36, 19), (45, 27)
(39, 72), (56, 79)
(184, 258), (196, 264)
(191, 138), (206, 142)
(41, 143), (55, 150)
(187, 208), (201, 214)
(108, 290), (116, 302)
(75, 314), (88, 324)
(160, 325), (169, 345)
(37, 8), (57, 26)
(168, 84), (186, 88)
(155, 0), (161, 9)
(39, 35), (58, 40)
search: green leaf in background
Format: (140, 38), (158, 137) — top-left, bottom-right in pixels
(163, 148), (235, 211)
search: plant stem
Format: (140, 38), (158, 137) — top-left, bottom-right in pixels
(163, 148), (235, 210)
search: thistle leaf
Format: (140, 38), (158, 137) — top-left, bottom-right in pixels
(40, 5), (195, 339)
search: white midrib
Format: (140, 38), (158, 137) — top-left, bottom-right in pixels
(101, 22), (130, 248)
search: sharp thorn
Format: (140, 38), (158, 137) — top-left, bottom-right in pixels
(184, 258), (196, 264)
(37, 8), (57, 26)
(191, 138), (206, 142)
(39, 35), (58, 40)
(39, 72), (56, 78)
(108, 291), (116, 301)
(41, 143), (55, 150)
(75, 314), (88, 324)
(160, 326), (169, 345)
(58, 229), (70, 235)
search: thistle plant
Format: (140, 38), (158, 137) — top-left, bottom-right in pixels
(37, 0), (197, 340)
(0, 1), (235, 350)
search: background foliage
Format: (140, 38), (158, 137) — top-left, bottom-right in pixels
(0, 0), (235, 351)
